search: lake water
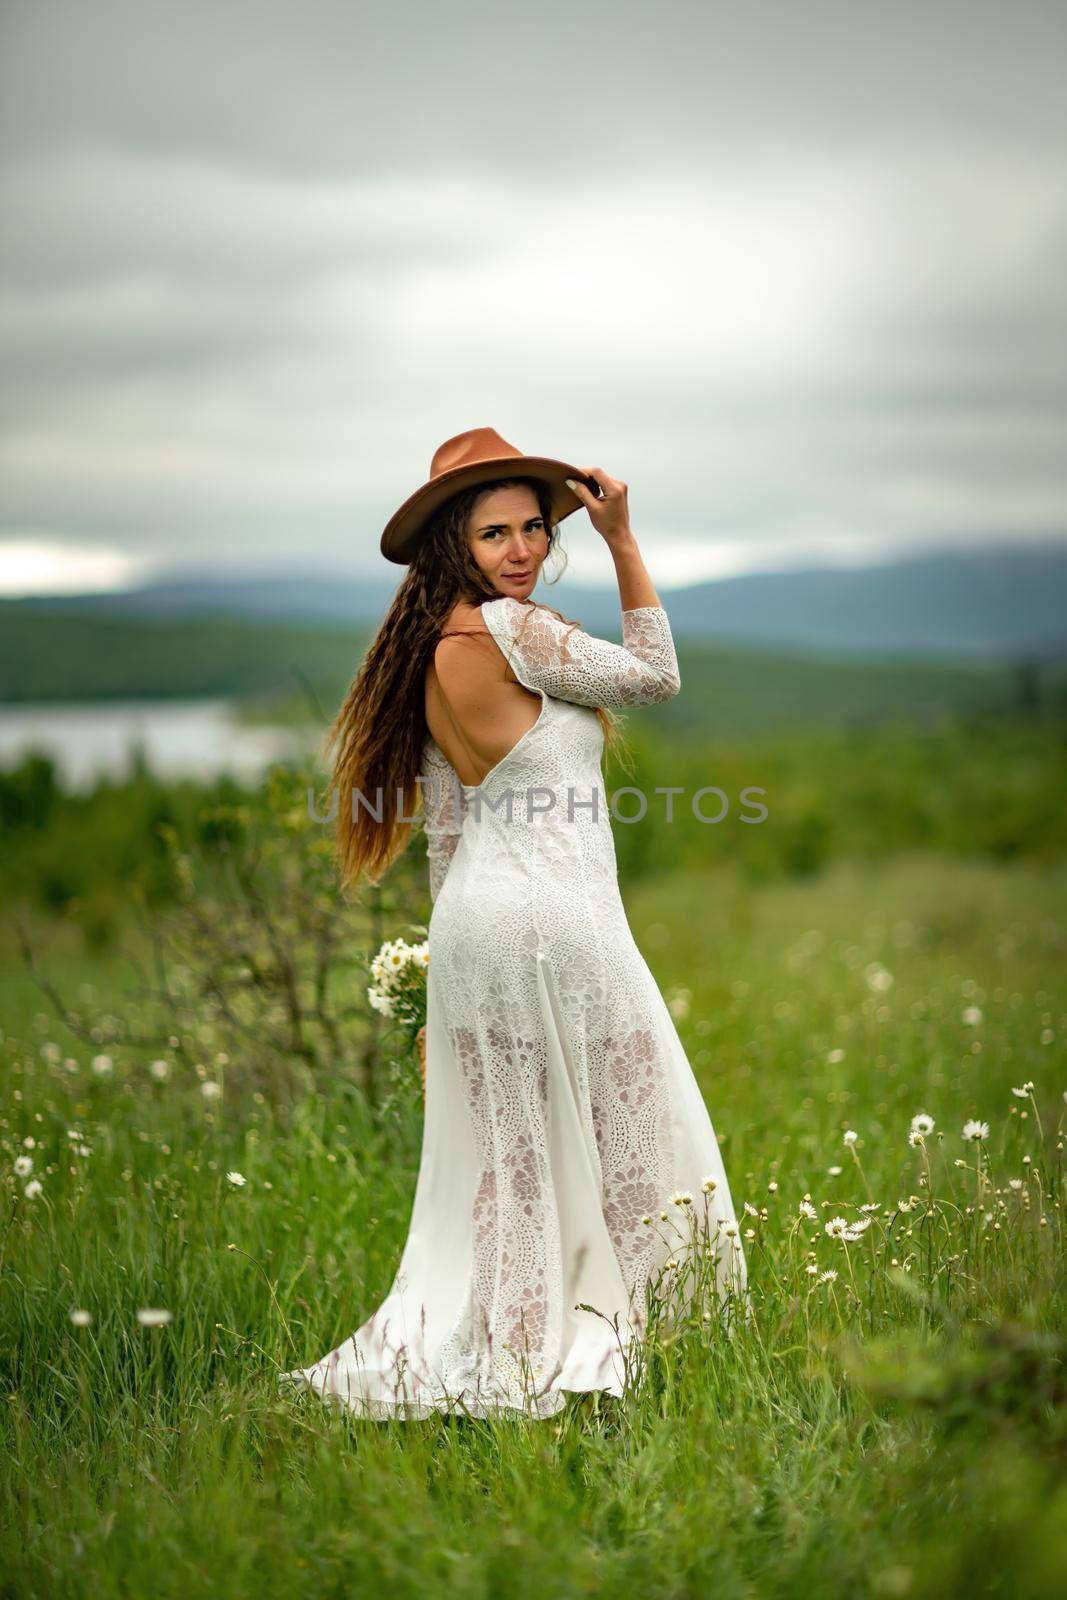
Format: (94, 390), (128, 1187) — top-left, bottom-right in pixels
(0, 698), (324, 791)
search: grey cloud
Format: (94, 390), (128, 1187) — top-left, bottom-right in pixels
(1, 0), (1066, 587)
(3, 1), (1066, 172)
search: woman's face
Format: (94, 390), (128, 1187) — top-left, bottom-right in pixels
(466, 484), (550, 598)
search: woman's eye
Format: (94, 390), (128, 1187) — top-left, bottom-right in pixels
(483, 522), (542, 539)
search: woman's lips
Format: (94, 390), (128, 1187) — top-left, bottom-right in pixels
(505, 570), (532, 579)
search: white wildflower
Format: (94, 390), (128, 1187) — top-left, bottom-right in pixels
(149, 1059), (170, 1080)
(910, 1112), (935, 1136)
(23, 1179), (43, 1198)
(367, 987), (393, 1017)
(962, 1119), (989, 1142)
(201, 1080), (221, 1099)
(843, 1129), (858, 1146)
(799, 1200), (818, 1221)
(819, 1269), (838, 1283)
(136, 1308), (173, 1327)
(226, 1171), (246, 1187)
(961, 1006), (983, 1026)
(700, 1175), (718, 1194)
(1011, 1082), (1034, 1098)
(91, 1053), (114, 1076)
(69, 1309), (92, 1327)
(825, 1216), (850, 1239)
(367, 937), (428, 1024)
(14, 1154), (33, 1177)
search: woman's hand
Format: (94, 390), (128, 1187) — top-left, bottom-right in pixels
(565, 467), (634, 550)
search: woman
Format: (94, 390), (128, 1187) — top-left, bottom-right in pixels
(279, 427), (747, 1419)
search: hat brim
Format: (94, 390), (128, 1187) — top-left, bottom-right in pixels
(380, 455), (601, 565)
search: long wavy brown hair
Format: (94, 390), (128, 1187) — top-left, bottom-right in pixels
(322, 474), (631, 895)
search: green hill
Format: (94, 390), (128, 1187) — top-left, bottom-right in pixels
(2, 610), (1056, 738)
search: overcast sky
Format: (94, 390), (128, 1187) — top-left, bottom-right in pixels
(2, 0), (1065, 595)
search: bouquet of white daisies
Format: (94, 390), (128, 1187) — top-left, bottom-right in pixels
(367, 934), (429, 1085)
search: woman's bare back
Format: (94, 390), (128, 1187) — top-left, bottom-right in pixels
(424, 600), (542, 787)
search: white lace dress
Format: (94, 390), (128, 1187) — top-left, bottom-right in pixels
(279, 597), (747, 1418)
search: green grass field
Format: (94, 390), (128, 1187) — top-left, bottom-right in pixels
(2, 826), (1064, 1597)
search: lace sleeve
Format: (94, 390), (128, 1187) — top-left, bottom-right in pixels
(420, 740), (468, 903)
(481, 596), (681, 709)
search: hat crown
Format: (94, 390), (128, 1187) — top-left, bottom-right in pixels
(430, 427), (523, 482)
(380, 424), (592, 565)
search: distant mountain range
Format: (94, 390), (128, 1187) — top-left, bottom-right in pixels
(4, 541), (1064, 660)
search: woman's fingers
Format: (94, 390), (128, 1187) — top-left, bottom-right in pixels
(583, 466), (626, 499)
(567, 467), (617, 503)
(565, 466), (631, 543)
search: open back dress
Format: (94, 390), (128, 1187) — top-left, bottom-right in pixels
(279, 597), (747, 1418)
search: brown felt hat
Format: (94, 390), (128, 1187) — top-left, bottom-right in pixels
(380, 425), (600, 565)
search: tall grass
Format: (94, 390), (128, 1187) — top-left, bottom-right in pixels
(2, 849), (1064, 1597)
